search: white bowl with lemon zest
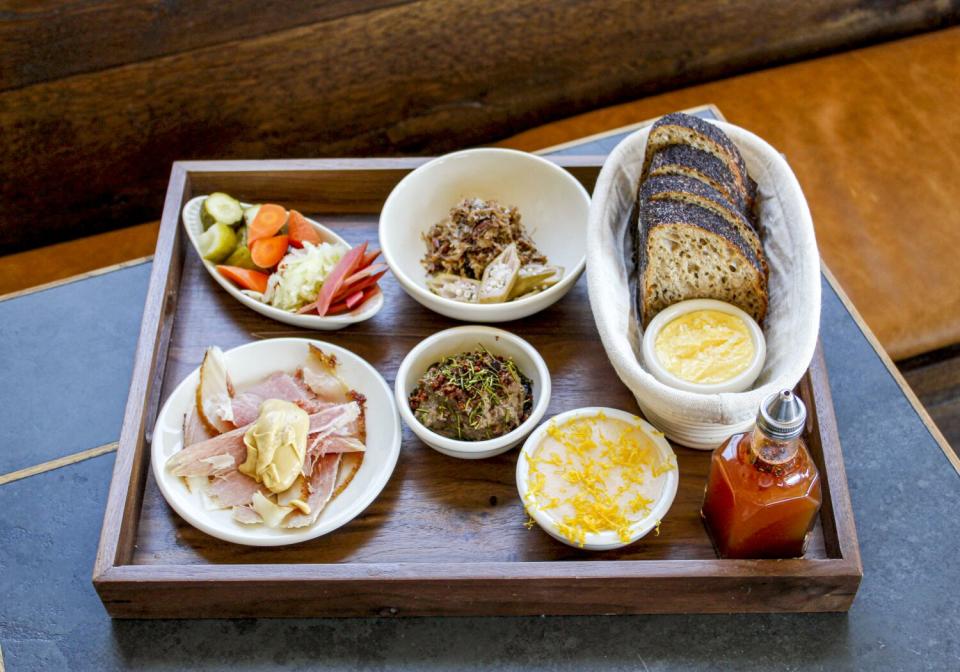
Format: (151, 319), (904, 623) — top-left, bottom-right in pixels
(516, 407), (679, 551)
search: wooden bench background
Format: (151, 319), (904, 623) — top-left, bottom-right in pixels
(1, 0), (957, 253)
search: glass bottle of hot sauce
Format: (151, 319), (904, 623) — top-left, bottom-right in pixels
(701, 390), (822, 559)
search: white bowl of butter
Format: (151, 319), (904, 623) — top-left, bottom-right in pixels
(641, 299), (766, 395)
(516, 407), (678, 551)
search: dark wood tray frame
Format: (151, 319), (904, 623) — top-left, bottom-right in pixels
(93, 157), (862, 618)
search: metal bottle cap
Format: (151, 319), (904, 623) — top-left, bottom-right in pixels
(756, 390), (806, 441)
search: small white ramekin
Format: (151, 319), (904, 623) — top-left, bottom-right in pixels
(395, 325), (552, 459)
(516, 407), (679, 551)
(641, 299), (766, 395)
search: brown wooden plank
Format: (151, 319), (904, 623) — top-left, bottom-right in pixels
(3, 0), (957, 253)
(96, 558), (861, 618)
(0, 1), (413, 91)
(92, 164), (188, 576)
(93, 158), (861, 617)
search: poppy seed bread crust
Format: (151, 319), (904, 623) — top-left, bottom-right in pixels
(642, 113), (756, 212)
(647, 143), (752, 215)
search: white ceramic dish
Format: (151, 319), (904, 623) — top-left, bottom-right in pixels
(641, 299), (766, 394)
(587, 119), (821, 449)
(182, 196), (384, 330)
(395, 325), (551, 459)
(379, 148), (590, 322)
(516, 407), (679, 551)
(150, 338), (401, 547)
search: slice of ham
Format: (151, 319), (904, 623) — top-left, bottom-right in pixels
(307, 401), (359, 435)
(182, 406), (216, 447)
(299, 345), (350, 403)
(231, 372), (313, 426)
(303, 427), (365, 476)
(208, 470), (264, 507)
(295, 397), (338, 414)
(332, 451), (363, 499)
(232, 505), (262, 525)
(283, 453), (341, 528)
(302, 403), (362, 473)
(166, 426), (247, 477)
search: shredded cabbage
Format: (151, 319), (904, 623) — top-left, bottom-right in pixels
(263, 241), (346, 311)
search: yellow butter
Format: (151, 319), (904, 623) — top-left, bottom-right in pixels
(654, 309), (754, 384)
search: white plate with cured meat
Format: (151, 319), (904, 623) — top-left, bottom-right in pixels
(150, 338), (401, 546)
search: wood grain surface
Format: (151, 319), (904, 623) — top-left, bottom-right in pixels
(93, 159), (861, 617)
(2, 0), (956, 253)
(500, 27), (960, 360)
(0, 1), (410, 91)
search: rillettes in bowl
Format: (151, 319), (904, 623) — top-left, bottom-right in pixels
(395, 325), (551, 459)
(379, 148), (590, 322)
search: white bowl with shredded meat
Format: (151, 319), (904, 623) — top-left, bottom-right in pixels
(379, 148), (590, 322)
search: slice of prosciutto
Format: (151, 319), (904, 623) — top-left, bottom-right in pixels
(208, 470), (264, 508)
(182, 406), (216, 447)
(232, 504), (263, 525)
(283, 453), (341, 528)
(303, 427), (365, 476)
(231, 372), (313, 426)
(166, 426), (248, 477)
(299, 345), (351, 403)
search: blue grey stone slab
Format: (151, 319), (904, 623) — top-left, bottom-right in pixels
(0, 263), (151, 473)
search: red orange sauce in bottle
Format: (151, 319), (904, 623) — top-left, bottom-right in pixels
(701, 390), (822, 559)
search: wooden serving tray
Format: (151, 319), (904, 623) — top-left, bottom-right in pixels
(93, 158), (862, 617)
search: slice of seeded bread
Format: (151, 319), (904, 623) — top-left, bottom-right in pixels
(642, 113), (756, 212)
(638, 199), (768, 326)
(647, 143), (752, 216)
(640, 174), (766, 273)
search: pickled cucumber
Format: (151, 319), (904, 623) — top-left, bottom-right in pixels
(509, 264), (564, 299)
(221, 227), (261, 270)
(198, 223), (238, 263)
(478, 243), (520, 303)
(426, 274), (481, 303)
(200, 192), (244, 229)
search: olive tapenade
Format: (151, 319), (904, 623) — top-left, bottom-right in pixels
(408, 347), (533, 441)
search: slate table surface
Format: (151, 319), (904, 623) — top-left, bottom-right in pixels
(2, 123), (959, 671)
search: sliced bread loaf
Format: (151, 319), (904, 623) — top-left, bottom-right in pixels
(647, 143), (752, 215)
(640, 174), (766, 273)
(638, 199), (768, 326)
(642, 113), (756, 211)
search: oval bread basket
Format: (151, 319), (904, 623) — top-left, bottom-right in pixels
(586, 120), (821, 449)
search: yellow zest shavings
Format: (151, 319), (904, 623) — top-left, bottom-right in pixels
(526, 414), (673, 547)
